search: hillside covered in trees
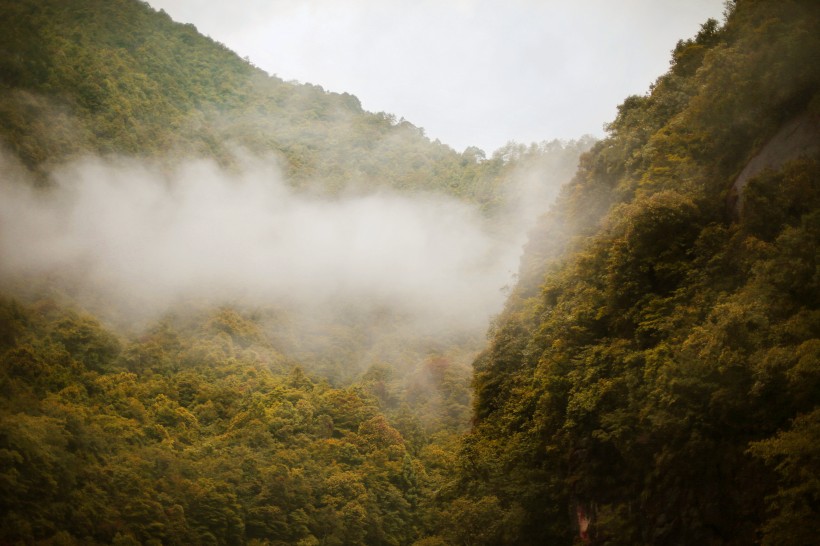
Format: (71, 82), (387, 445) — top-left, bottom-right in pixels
(447, 1), (820, 544)
(0, 0), (591, 210)
(0, 0), (588, 544)
(1, 0), (819, 545)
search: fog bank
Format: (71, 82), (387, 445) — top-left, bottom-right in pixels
(0, 153), (524, 332)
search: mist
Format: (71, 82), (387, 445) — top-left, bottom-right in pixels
(0, 151), (531, 335)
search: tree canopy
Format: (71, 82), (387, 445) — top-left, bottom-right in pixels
(449, 1), (820, 544)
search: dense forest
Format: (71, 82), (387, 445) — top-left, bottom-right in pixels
(0, 0), (588, 544)
(0, 0), (591, 210)
(448, 1), (820, 544)
(1, 0), (819, 545)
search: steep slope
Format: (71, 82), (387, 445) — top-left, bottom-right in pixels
(0, 299), (478, 545)
(0, 0), (572, 207)
(0, 0), (599, 385)
(0, 2), (594, 545)
(446, 1), (820, 544)
(729, 110), (820, 215)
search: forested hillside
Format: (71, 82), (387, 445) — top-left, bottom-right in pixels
(445, 1), (820, 544)
(1, 0), (818, 545)
(0, 300), (477, 545)
(0, 0), (590, 210)
(0, 0), (590, 544)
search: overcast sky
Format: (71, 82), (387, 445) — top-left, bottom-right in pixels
(147, 0), (725, 153)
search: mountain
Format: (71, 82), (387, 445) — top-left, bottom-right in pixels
(0, 0), (591, 210)
(1, 0), (818, 545)
(0, 1), (591, 545)
(445, 1), (820, 544)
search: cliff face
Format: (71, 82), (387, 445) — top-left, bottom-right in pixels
(730, 110), (820, 215)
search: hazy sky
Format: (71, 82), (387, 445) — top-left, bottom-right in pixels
(152, 0), (725, 153)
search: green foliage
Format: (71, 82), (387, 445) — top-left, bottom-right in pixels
(454, 1), (820, 543)
(0, 299), (473, 545)
(0, 0), (591, 212)
(2, 0), (818, 543)
(749, 408), (820, 546)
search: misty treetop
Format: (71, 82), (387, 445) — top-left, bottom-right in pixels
(0, 0), (591, 213)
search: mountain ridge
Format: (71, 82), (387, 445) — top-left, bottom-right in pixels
(449, 1), (820, 543)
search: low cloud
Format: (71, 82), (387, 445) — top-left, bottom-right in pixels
(0, 152), (523, 333)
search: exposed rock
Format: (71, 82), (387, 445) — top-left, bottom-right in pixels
(729, 112), (820, 215)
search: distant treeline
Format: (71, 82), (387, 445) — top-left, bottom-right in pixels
(0, 0), (591, 214)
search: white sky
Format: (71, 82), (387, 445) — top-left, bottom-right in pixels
(147, 0), (726, 153)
